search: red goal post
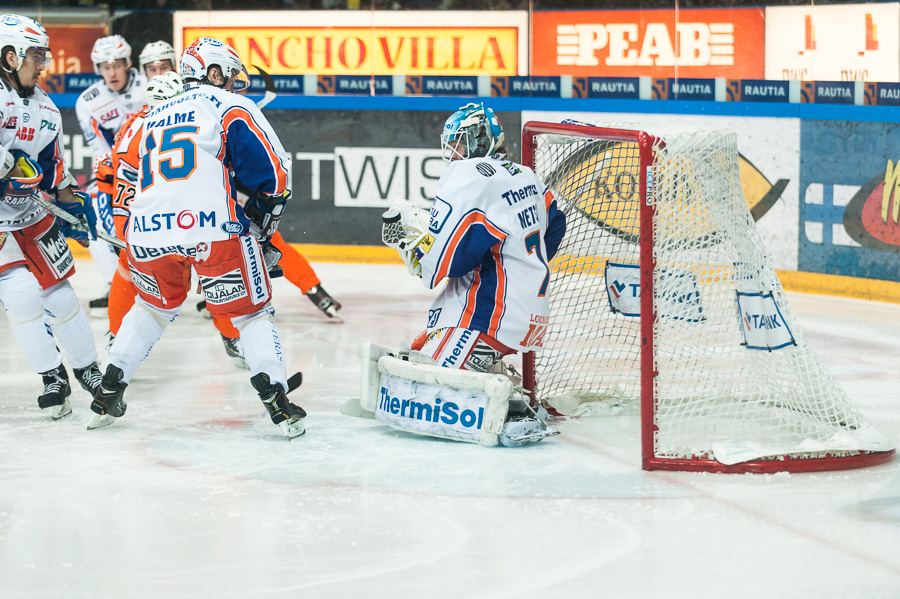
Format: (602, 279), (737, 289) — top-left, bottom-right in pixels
(521, 120), (894, 473)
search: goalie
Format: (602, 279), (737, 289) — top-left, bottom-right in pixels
(359, 103), (567, 447)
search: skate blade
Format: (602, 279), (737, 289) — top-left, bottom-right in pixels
(87, 413), (119, 430)
(279, 418), (306, 439)
(501, 427), (560, 446)
(50, 399), (72, 420)
(340, 397), (375, 419)
(325, 306), (343, 322)
(232, 356), (250, 370)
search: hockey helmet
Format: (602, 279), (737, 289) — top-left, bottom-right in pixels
(180, 37), (249, 92)
(91, 35), (132, 73)
(146, 71), (183, 109)
(139, 41), (176, 72)
(0, 14), (51, 73)
(441, 102), (505, 162)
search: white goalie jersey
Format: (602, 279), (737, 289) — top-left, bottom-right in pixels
(415, 156), (566, 352)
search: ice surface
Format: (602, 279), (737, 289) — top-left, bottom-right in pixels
(0, 259), (898, 598)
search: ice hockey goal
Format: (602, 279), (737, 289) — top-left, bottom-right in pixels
(521, 120), (894, 473)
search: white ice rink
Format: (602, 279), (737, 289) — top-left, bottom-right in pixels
(1, 258), (899, 599)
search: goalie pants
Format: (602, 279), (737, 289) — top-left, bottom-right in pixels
(0, 214), (97, 373)
(411, 327), (515, 373)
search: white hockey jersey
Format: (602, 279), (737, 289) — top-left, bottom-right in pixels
(417, 156), (566, 352)
(0, 79), (72, 232)
(75, 68), (147, 160)
(129, 82), (291, 249)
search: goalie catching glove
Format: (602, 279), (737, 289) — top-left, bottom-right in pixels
(381, 200), (431, 277)
(0, 153), (43, 206)
(243, 189), (289, 239)
(56, 190), (98, 244)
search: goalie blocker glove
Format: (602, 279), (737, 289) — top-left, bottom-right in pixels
(244, 189), (289, 239)
(56, 190), (98, 243)
(0, 153), (43, 206)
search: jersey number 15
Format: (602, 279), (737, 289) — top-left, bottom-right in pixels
(140, 125), (199, 191)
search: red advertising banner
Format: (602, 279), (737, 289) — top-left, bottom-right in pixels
(42, 25), (107, 78)
(532, 9), (764, 79)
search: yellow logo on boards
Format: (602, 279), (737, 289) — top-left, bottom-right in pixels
(183, 27), (519, 76)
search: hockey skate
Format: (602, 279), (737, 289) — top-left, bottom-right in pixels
(306, 285), (342, 320)
(88, 365), (128, 430)
(220, 334), (250, 370)
(89, 286), (110, 319)
(38, 364), (72, 420)
(498, 403), (559, 447)
(73, 361), (104, 394)
(251, 372), (306, 439)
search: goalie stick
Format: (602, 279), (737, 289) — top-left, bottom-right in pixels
(29, 192), (126, 250)
(253, 65), (277, 109)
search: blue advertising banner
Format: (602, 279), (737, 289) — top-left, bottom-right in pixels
(734, 80), (791, 103)
(65, 74), (101, 94)
(407, 76), (478, 96)
(586, 77), (641, 100)
(813, 81), (855, 105)
(800, 120), (900, 281)
(491, 76), (561, 97)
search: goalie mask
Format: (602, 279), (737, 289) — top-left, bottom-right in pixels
(91, 35), (132, 73)
(146, 71), (183, 109)
(0, 14), (51, 74)
(441, 102), (505, 163)
(180, 37), (249, 92)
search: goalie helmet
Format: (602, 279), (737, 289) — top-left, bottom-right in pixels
(440, 102), (505, 163)
(145, 71), (183, 109)
(0, 14), (51, 73)
(139, 41), (176, 71)
(91, 35), (131, 73)
(180, 37), (249, 92)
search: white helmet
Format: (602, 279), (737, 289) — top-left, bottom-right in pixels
(145, 71), (183, 109)
(0, 14), (50, 73)
(180, 37), (249, 92)
(139, 41), (175, 71)
(91, 35), (131, 74)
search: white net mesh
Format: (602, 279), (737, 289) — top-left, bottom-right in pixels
(528, 122), (893, 467)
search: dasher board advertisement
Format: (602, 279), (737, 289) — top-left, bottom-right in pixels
(765, 4), (900, 82)
(531, 9), (764, 79)
(173, 11), (528, 76)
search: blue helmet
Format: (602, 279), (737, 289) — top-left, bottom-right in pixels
(440, 102), (504, 162)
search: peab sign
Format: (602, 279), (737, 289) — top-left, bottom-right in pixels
(531, 8), (764, 79)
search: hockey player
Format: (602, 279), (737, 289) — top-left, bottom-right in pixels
(362, 103), (566, 446)
(95, 71), (182, 341)
(138, 40), (176, 79)
(75, 34), (147, 317)
(0, 14), (103, 419)
(91, 37), (306, 439)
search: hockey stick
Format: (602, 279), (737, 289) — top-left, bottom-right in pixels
(253, 65), (277, 109)
(29, 193), (126, 250)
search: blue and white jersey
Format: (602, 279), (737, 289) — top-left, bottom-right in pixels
(75, 68), (147, 161)
(129, 82), (290, 248)
(416, 156), (566, 352)
(0, 79), (72, 231)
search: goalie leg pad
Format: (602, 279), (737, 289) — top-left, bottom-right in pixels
(372, 356), (511, 446)
(359, 343), (393, 412)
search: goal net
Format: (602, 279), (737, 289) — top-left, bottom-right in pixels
(521, 120), (894, 473)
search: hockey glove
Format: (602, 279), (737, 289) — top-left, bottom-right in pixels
(57, 190), (98, 244)
(261, 239), (284, 279)
(244, 190), (289, 239)
(382, 200), (430, 278)
(1, 153), (43, 206)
